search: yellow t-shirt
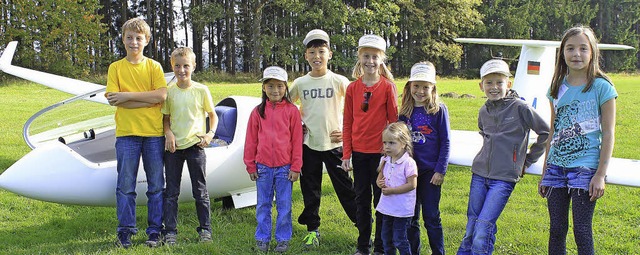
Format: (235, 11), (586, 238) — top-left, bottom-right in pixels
(161, 82), (214, 150)
(106, 57), (167, 137)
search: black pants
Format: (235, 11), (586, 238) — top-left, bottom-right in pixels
(547, 187), (596, 255)
(298, 145), (357, 231)
(163, 145), (211, 234)
(352, 151), (384, 254)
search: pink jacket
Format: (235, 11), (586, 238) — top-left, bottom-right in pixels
(243, 100), (303, 174)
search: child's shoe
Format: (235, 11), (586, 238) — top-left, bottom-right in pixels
(164, 232), (177, 245)
(115, 232), (132, 248)
(256, 240), (269, 252)
(145, 232), (162, 247)
(302, 230), (319, 248)
(352, 250), (369, 255)
(199, 229), (212, 242)
(274, 241), (289, 253)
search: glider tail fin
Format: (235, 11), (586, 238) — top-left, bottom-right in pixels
(0, 41), (18, 71)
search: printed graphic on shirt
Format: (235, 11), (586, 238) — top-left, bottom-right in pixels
(405, 112), (432, 145)
(302, 88), (335, 100)
(550, 99), (597, 166)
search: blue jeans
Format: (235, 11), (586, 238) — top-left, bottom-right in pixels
(457, 174), (515, 255)
(115, 136), (164, 235)
(255, 164), (293, 243)
(409, 170), (445, 255)
(540, 164), (596, 191)
(381, 214), (412, 255)
(163, 145), (211, 234)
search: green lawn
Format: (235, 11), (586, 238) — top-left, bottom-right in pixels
(0, 74), (638, 254)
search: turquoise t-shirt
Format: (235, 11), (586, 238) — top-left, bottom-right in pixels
(546, 77), (617, 169)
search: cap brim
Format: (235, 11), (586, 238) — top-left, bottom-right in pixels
(358, 44), (385, 52)
(408, 77), (436, 84)
(259, 76), (287, 82)
(481, 71), (511, 78)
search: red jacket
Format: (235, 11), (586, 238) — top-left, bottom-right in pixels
(343, 77), (398, 159)
(243, 100), (303, 174)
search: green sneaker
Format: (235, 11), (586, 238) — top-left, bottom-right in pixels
(302, 231), (319, 248)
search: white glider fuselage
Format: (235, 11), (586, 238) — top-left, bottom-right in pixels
(452, 38), (639, 187)
(0, 41), (258, 207)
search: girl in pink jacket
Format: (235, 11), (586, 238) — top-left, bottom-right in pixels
(244, 66), (303, 253)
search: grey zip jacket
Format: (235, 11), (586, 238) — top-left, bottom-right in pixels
(471, 90), (550, 183)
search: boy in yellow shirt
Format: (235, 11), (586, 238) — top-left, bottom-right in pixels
(105, 17), (167, 249)
(161, 47), (217, 245)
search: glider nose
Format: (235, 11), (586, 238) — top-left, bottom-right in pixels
(0, 142), (118, 206)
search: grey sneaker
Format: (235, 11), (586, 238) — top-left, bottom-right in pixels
(302, 231), (319, 248)
(164, 232), (177, 245)
(256, 240), (269, 252)
(199, 229), (212, 242)
(145, 232), (162, 247)
(274, 241), (289, 253)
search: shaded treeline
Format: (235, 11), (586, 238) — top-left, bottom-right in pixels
(1, 0), (638, 79)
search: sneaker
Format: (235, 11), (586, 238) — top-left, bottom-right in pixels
(302, 231), (319, 248)
(164, 232), (177, 246)
(274, 241), (289, 253)
(352, 250), (369, 255)
(115, 232), (132, 249)
(256, 240), (269, 252)
(145, 232), (162, 248)
(199, 229), (212, 243)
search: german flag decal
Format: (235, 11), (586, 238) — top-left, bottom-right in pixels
(527, 61), (540, 75)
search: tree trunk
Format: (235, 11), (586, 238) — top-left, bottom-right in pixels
(181, 0), (189, 46)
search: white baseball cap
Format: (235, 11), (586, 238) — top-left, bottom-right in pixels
(303, 29), (330, 47)
(408, 63), (436, 84)
(260, 66), (288, 82)
(480, 59), (511, 78)
(358, 34), (386, 52)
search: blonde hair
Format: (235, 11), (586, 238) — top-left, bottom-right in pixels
(382, 122), (413, 157)
(351, 47), (394, 82)
(549, 25), (612, 98)
(122, 17), (151, 41)
(399, 61), (440, 116)
(170, 47), (196, 66)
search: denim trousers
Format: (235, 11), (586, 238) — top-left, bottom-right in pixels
(298, 145), (357, 231)
(381, 214), (412, 255)
(408, 170), (445, 255)
(352, 151), (384, 254)
(255, 163), (293, 243)
(163, 145), (211, 234)
(457, 174), (515, 255)
(115, 136), (164, 235)
(540, 164), (596, 190)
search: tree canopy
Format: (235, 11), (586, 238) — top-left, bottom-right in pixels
(1, 0), (638, 79)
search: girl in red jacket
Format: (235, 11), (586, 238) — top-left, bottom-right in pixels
(342, 34), (399, 255)
(244, 66), (303, 253)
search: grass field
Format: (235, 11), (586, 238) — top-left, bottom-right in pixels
(0, 74), (639, 254)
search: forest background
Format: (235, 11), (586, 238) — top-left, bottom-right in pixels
(0, 0), (639, 80)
